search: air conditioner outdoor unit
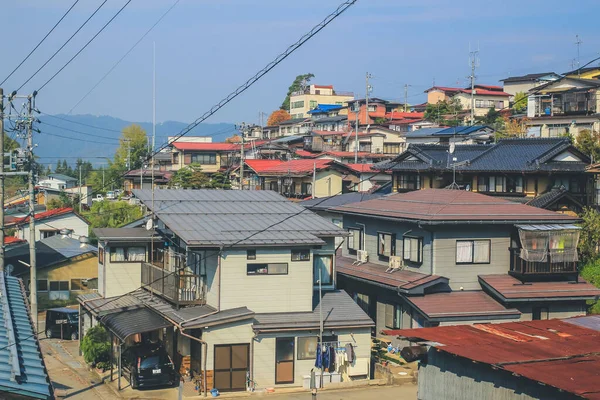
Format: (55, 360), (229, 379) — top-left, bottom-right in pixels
(353, 250), (368, 265)
(386, 256), (404, 273)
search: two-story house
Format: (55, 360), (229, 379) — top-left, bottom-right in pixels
(277, 117), (313, 137)
(289, 84), (354, 118)
(374, 137), (592, 214)
(425, 85), (511, 118)
(6, 207), (90, 241)
(241, 158), (359, 198)
(499, 72), (561, 97)
(331, 189), (600, 344)
(38, 173), (78, 190)
(526, 76), (600, 138)
(80, 190), (372, 394)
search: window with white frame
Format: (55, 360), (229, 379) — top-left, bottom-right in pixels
(456, 240), (491, 264)
(403, 236), (423, 264)
(347, 228), (363, 252)
(378, 232), (396, 258)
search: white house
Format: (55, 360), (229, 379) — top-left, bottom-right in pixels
(7, 207), (90, 241)
(38, 173), (78, 190)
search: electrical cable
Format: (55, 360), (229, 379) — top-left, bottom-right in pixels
(69, 0), (181, 113)
(0, 0), (81, 86)
(37, 0), (133, 93)
(16, 0), (109, 92)
(37, 111), (122, 133)
(38, 120), (121, 142)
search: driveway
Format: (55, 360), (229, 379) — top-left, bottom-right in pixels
(268, 385), (417, 399)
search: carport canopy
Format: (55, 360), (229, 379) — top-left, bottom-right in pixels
(100, 307), (172, 342)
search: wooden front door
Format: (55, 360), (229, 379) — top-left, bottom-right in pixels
(213, 344), (249, 391)
(275, 337), (295, 384)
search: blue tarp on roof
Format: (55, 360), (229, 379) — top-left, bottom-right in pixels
(307, 104), (344, 114)
(0, 275), (53, 399)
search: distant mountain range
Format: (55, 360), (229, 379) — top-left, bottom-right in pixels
(32, 114), (236, 166)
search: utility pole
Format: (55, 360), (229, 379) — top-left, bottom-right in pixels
(78, 164), (82, 213)
(404, 84), (412, 112)
(27, 94), (38, 329)
(468, 48), (479, 126)
(365, 72), (372, 129)
(238, 123), (246, 190)
(354, 101), (359, 164)
(0, 88), (4, 274)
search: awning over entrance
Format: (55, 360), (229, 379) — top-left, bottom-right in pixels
(100, 307), (172, 342)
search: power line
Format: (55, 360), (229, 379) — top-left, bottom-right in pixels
(40, 131), (117, 146)
(37, 111), (122, 133)
(37, 0), (133, 93)
(38, 120), (121, 142)
(16, 0), (109, 92)
(0, 0), (81, 86)
(69, 0), (181, 113)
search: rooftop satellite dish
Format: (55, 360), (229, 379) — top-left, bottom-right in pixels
(5, 264), (13, 276)
(145, 219), (154, 231)
(449, 142), (456, 154)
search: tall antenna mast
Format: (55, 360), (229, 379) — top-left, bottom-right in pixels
(468, 44), (480, 126)
(575, 35), (583, 77)
(151, 41), (156, 263)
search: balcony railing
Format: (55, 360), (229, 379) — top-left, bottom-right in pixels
(509, 248), (578, 276)
(141, 262), (205, 307)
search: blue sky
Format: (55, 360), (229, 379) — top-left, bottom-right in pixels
(2, 0), (600, 125)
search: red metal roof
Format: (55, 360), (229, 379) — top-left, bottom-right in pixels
(406, 291), (520, 320)
(385, 112), (424, 120)
(345, 164), (375, 173)
(474, 84), (504, 91)
(336, 255), (445, 292)
(479, 274), (600, 300)
(312, 130), (349, 136)
(313, 84), (334, 89)
(245, 159), (334, 175)
(294, 149), (321, 158)
(8, 207), (75, 226)
(383, 318), (600, 399)
(5, 236), (25, 245)
(332, 189), (578, 223)
(460, 88), (511, 97)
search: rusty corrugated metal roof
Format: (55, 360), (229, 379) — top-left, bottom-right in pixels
(385, 318), (600, 399)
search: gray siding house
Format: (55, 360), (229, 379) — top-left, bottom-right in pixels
(331, 189), (600, 344)
(81, 189), (373, 394)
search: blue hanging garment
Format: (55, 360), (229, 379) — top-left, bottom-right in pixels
(315, 344), (323, 368)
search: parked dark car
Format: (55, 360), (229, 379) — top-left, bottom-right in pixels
(45, 308), (79, 340)
(122, 344), (177, 389)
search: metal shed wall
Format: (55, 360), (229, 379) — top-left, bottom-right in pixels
(418, 350), (581, 400)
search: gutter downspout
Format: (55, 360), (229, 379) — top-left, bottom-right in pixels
(218, 247), (223, 312)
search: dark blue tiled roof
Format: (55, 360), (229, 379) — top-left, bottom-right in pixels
(301, 192), (385, 211)
(375, 138), (589, 173)
(0, 275), (53, 399)
(434, 125), (492, 136)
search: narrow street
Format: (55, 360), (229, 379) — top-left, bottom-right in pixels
(39, 315), (116, 400)
(267, 385), (417, 399)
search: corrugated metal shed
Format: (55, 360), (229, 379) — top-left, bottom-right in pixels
(133, 189), (345, 247)
(0, 275), (53, 399)
(386, 318), (600, 399)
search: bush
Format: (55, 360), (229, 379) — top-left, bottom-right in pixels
(581, 258), (600, 314)
(81, 325), (111, 364)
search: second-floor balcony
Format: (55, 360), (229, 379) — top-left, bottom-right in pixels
(141, 262), (206, 308)
(509, 248), (579, 277)
(531, 90), (597, 118)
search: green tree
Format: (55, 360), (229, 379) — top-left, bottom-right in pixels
(84, 200), (143, 240)
(211, 172), (231, 189)
(107, 124), (149, 188)
(81, 325), (110, 366)
(575, 129), (600, 162)
(579, 207), (600, 262)
(512, 91), (528, 113)
(581, 259), (600, 314)
(280, 73), (314, 111)
(169, 163), (211, 189)
(424, 98), (463, 126)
